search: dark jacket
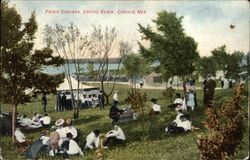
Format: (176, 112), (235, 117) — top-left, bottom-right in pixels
(109, 105), (123, 118)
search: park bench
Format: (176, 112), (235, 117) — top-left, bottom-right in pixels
(114, 112), (138, 124)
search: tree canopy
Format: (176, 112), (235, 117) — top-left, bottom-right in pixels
(138, 11), (199, 80)
(122, 54), (151, 87)
(211, 45), (245, 80)
(0, 1), (64, 141)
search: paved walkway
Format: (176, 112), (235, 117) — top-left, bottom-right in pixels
(88, 81), (223, 90)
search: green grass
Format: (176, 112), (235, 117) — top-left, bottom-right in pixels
(0, 83), (248, 160)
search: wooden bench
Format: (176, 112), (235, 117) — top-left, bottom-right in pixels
(114, 112), (137, 124)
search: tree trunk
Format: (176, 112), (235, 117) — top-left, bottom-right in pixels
(12, 104), (17, 143)
(183, 78), (188, 108)
(104, 94), (110, 106)
(76, 75), (80, 118)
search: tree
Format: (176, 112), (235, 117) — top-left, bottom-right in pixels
(122, 54), (151, 87)
(89, 26), (131, 104)
(138, 11), (199, 80)
(44, 23), (91, 118)
(197, 84), (245, 159)
(212, 45), (245, 80)
(138, 11), (199, 103)
(196, 56), (216, 78)
(85, 62), (98, 80)
(125, 88), (147, 136)
(0, 2), (64, 142)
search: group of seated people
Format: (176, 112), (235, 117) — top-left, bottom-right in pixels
(15, 115), (126, 158)
(18, 113), (51, 129)
(168, 91), (196, 111)
(165, 105), (192, 134)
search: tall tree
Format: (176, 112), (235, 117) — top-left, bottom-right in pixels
(0, 2), (64, 142)
(85, 62), (98, 80)
(122, 54), (151, 87)
(138, 11), (199, 80)
(89, 26), (131, 104)
(44, 23), (91, 118)
(212, 45), (245, 80)
(196, 56), (216, 78)
(138, 11), (199, 102)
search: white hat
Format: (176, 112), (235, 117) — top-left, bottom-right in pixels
(115, 91), (118, 93)
(55, 119), (65, 126)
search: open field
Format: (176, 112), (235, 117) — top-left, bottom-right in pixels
(0, 83), (248, 160)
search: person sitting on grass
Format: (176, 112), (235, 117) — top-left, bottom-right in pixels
(39, 113), (51, 127)
(168, 93), (183, 108)
(55, 119), (68, 147)
(20, 114), (42, 128)
(149, 98), (161, 116)
(32, 112), (40, 122)
(40, 130), (50, 146)
(173, 105), (184, 124)
(84, 130), (100, 150)
(109, 101), (124, 124)
(14, 126), (33, 144)
(65, 132), (84, 157)
(65, 119), (78, 142)
(165, 115), (191, 135)
(104, 125), (125, 149)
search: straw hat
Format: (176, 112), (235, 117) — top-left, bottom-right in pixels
(55, 119), (65, 126)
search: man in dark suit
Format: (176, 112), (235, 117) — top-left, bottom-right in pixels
(98, 91), (105, 110)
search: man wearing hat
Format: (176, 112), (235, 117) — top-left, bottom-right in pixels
(204, 76), (216, 107)
(98, 90), (105, 110)
(109, 101), (124, 124)
(104, 125), (125, 148)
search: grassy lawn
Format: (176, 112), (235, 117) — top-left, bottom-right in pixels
(0, 83), (248, 160)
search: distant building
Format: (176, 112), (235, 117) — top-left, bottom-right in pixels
(144, 72), (163, 83)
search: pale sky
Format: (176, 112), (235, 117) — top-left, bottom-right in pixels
(9, 0), (250, 57)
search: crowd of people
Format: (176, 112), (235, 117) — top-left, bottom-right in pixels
(18, 113), (51, 129)
(13, 77), (221, 158)
(15, 115), (126, 159)
(55, 90), (105, 112)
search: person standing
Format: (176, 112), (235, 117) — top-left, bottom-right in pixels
(139, 77), (144, 88)
(42, 94), (47, 113)
(220, 79), (224, 89)
(56, 93), (62, 111)
(113, 91), (119, 104)
(98, 91), (105, 110)
(204, 76), (216, 107)
(61, 93), (67, 111)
